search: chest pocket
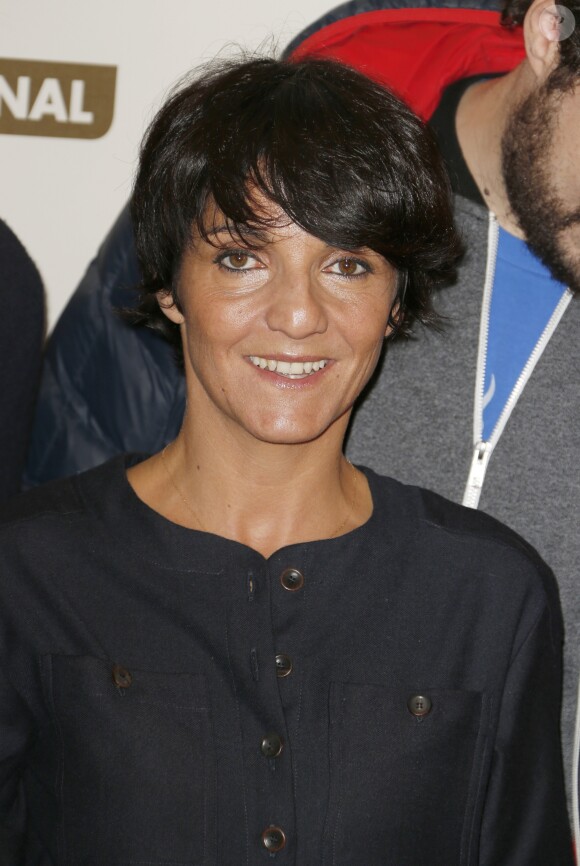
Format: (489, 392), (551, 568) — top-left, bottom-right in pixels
(322, 682), (489, 866)
(45, 654), (216, 866)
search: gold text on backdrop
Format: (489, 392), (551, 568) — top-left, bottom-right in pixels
(0, 58), (116, 139)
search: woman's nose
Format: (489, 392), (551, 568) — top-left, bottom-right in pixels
(264, 272), (328, 339)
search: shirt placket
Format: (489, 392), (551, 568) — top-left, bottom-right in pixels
(225, 553), (307, 862)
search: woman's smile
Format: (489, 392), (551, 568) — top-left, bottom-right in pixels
(247, 355), (331, 380)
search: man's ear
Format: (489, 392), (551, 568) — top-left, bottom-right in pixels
(524, 0), (564, 81)
(156, 290), (185, 325)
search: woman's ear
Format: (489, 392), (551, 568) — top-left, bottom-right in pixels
(385, 269), (406, 338)
(156, 290), (185, 325)
(524, 0), (565, 82)
(384, 301), (402, 339)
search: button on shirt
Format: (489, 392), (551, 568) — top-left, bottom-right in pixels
(0, 456), (572, 864)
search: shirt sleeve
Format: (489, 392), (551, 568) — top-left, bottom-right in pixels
(479, 599), (574, 864)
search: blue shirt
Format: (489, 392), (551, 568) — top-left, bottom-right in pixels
(482, 228), (568, 441)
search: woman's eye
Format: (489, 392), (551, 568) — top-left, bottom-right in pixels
(216, 251), (261, 271)
(326, 258), (369, 277)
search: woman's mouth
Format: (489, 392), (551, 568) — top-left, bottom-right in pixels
(248, 356), (329, 379)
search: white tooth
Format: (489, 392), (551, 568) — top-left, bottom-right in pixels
(304, 362), (313, 374)
(277, 361), (292, 374)
(267, 359), (276, 371)
(290, 362), (304, 374)
(319, 360), (327, 369)
(259, 358), (268, 369)
(312, 361), (320, 372)
(250, 356), (260, 366)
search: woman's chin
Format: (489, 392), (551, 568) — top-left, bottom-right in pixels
(240, 416), (336, 447)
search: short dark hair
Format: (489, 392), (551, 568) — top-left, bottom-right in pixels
(130, 55), (461, 360)
(502, 1), (580, 86)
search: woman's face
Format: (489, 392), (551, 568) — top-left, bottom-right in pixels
(160, 202), (398, 447)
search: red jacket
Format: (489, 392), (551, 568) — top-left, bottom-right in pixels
(290, 3), (525, 119)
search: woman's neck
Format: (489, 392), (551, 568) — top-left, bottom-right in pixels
(127, 415), (372, 558)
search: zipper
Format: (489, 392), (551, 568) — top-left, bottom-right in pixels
(463, 441), (492, 509)
(462, 213), (499, 509)
(462, 213), (573, 509)
(573, 674), (580, 857)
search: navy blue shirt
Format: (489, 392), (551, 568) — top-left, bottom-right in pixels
(0, 456), (572, 864)
(482, 228), (568, 440)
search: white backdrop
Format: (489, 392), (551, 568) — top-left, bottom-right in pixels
(0, 0), (334, 331)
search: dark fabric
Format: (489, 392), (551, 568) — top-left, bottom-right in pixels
(0, 220), (45, 503)
(0, 456), (573, 863)
(24, 207), (184, 487)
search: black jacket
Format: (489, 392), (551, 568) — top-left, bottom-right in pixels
(0, 457), (573, 863)
(0, 220), (44, 501)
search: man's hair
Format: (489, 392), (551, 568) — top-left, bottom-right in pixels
(130, 55), (461, 359)
(502, 1), (580, 86)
